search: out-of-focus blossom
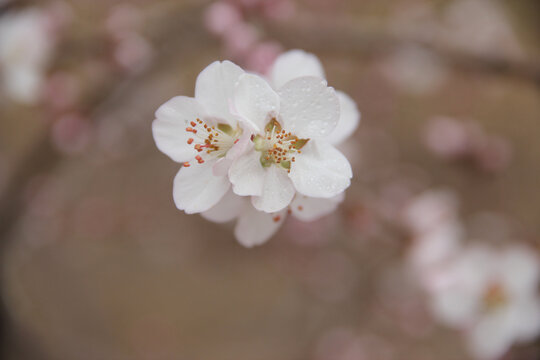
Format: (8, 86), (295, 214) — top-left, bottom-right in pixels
(401, 190), (463, 287)
(203, 1), (242, 36)
(424, 116), (472, 159)
(429, 245), (540, 359)
(380, 46), (448, 95)
(0, 9), (56, 104)
(441, 0), (524, 59)
(402, 189), (459, 236)
(244, 40), (282, 74)
(51, 113), (92, 155)
(114, 33), (153, 73)
(424, 117), (513, 173)
(106, 3), (143, 41)
(42, 71), (81, 112)
(222, 22), (259, 58)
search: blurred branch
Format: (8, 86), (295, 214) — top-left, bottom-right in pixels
(263, 17), (540, 88)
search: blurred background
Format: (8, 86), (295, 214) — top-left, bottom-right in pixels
(0, 0), (540, 359)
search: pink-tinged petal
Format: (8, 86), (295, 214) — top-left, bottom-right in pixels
(290, 193), (344, 221)
(212, 158), (232, 176)
(234, 206), (287, 247)
(326, 91), (361, 145)
(234, 73), (280, 133)
(270, 49), (325, 89)
(152, 96), (205, 162)
(289, 139), (352, 198)
(201, 190), (245, 223)
(278, 76), (340, 138)
(195, 60), (244, 126)
(251, 166), (295, 213)
(173, 160), (230, 214)
(229, 149), (265, 196)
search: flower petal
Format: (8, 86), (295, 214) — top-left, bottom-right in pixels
(467, 309), (514, 360)
(278, 76), (340, 138)
(290, 193), (344, 221)
(251, 166), (295, 213)
(173, 161), (230, 214)
(234, 73), (280, 133)
(229, 149), (266, 196)
(326, 91), (361, 145)
(270, 49), (325, 89)
(195, 60), (244, 126)
(499, 246), (540, 297)
(234, 206), (287, 247)
(201, 190), (245, 223)
(152, 96), (205, 162)
(289, 139), (352, 198)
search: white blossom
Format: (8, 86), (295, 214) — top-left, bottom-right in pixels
(0, 9), (55, 104)
(429, 245), (540, 360)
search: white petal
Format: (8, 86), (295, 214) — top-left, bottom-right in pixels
(290, 193), (344, 221)
(512, 299), (540, 342)
(270, 49), (325, 89)
(152, 96), (205, 162)
(173, 161), (230, 214)
(234, 206), (287, 247)
(278, 77), (340, 138)
(468, 309), (514, 360)
(289, 139), (352, 198)
(326, 91), (361, 145)
(234, 73), (280, 133)
(195, 60), (244, 125)
(212, 158), (232, 176)
(499, 246), (540, 297)
(201, 190), (245, 223)
(229, 149), (266, 196)
(252, 165), (295, 213)
(430, 285), (480, 328)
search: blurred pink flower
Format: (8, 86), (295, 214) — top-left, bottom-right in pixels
(203, 1), (242, 36)
(51, 113), (92, 155)
(244, 40), (282, 74)
(222, 22), (259, 58)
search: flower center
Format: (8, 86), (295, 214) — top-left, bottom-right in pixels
(182, 118), (241, 167)
(482, 283), (507, 311)
(252, 118), (309, 173)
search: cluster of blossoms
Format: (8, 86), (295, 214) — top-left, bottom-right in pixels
(153, 49), (359, 247)
(402, 190), (540, 360)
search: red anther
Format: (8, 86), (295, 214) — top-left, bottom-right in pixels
(298, 206), (303, 211)
(183, 162), (191, 167)
(195, 155), (204, 164)
(187, 138), (194, 145)
(234, 139), (239, 144)
(186, 127), (197, 134)
(190, 121), (196, 127)
(273, 215), (281, 222)
(287, 209), (292, 215)
(194, 144), (203, 152)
